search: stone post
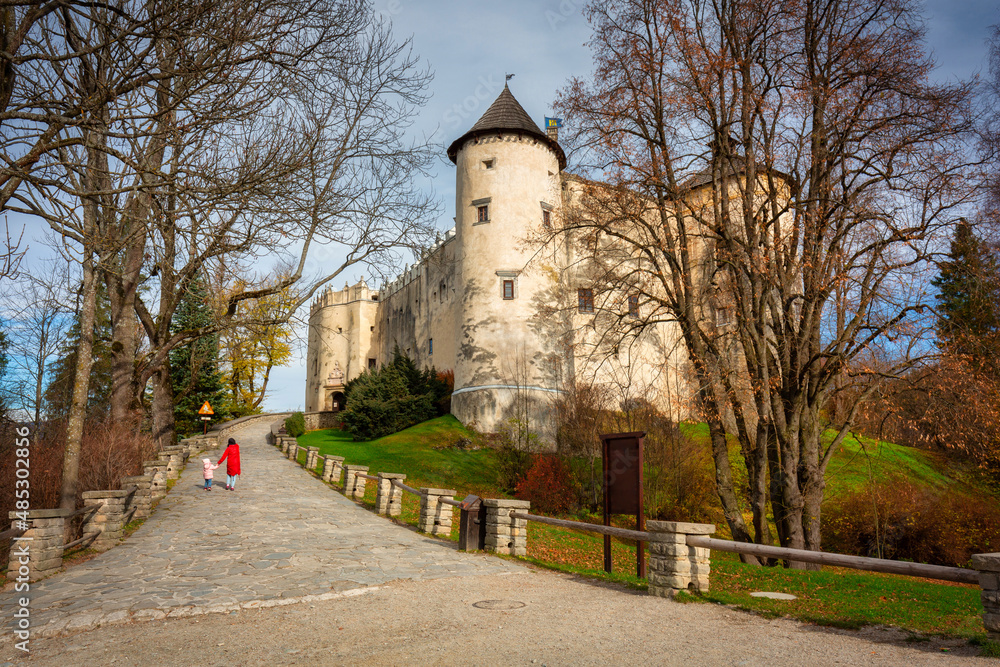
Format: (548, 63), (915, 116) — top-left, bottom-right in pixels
(279, 437), (291, 455)
(322, 456), (345, 484)
(81, 490), (134, 551)
(7, 509), (70, 581)
(482, 499), (530, 555)
(646, 520), (715, 597)
(158, 446), (185, 480)
(376, 474), (407, 516)
(973, 553), (1000, 637)
(287, 443), (299, 461)
(343, 465), (370, 500)
(419, 488), (457, 536)
(306, 446), (320, 470)
(119, 475), (153, 520)
(142, 461), (169, 500)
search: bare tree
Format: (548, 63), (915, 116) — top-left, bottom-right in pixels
(4, 0), (436, 506)
(1, 266), (72, 424)
(556, 0), (976, 560)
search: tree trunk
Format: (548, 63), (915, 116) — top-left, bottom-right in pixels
(151, 363), (176, 451)
(60, 254), (98, 510)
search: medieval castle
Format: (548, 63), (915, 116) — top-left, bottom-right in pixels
(305, 85), (693, 437)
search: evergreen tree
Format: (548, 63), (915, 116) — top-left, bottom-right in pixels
(932, 219), (1000, 370)
(43, 284), (114, 420)
(169, 274), (228, 435)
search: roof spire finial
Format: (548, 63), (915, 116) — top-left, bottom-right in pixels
(505, 73), (515, 87)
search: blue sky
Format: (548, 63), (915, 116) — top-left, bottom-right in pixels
(5, 0), (1000, 413)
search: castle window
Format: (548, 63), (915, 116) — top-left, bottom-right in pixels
(368, 358), (377, 369)
(471, 197), (491, 225)
(578, 288), (594, 313)
(628, 294), (639, 318)
(337, 327), (342, 334)
(540, 201), (554, 229)
(503, 280), (514, 300)
(429, 338), (433, 354)
(370, 326), (374, 332)
(483, 158), (495, 169)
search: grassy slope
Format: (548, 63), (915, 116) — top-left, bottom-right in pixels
(296, 416), (990, 640)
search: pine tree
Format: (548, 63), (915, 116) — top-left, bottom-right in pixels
(169, 274), (229, 435)
(932, 219), (1000, 371)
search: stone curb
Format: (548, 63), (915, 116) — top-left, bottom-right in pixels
(0, 586), (380, 642)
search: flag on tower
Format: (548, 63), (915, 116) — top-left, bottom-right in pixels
(545, 117), (563, 129)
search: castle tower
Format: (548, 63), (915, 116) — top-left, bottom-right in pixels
(445, 84), (568, 435)
(305, 280), (379, 413)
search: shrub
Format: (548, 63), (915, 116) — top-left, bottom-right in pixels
(341, 365), (434, 440)
(822, 474), (1000, 567)
(491, 417), (539, 494)
(515, 454), (578, 515)
(284, 412), (306, 437)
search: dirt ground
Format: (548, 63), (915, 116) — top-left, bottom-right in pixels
(2, 568), (990, 666)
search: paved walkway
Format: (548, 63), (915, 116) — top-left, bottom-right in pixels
(0, 421), (522, 638)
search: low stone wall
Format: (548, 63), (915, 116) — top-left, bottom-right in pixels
(303, 411), (342, 431)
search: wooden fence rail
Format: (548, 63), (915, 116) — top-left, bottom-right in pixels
(686, 536), (979, 585)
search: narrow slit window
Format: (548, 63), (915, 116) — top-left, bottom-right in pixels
(542, 209), (551, 229)
(578, 288), (594, 313)
(628, 295), (639, 317)
(429, 338), (434, 354)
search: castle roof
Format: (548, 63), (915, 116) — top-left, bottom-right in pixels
(447, 84), (567, 170)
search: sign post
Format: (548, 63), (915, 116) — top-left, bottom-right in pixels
(198, 401), (214, 435)
(600, 432), (645, 578)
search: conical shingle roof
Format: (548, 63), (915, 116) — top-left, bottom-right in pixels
(447, 84), (566, 169)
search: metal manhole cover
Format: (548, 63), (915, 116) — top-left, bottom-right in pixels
(472, 600), (526, 610)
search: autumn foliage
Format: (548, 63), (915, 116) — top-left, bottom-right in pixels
(515, 454), (578, 515)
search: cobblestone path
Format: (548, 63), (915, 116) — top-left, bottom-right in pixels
(0, 421), (522, 638)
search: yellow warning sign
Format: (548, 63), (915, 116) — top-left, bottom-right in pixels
(198, 401), (214, 415)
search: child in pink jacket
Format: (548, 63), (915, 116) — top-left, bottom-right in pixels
(202, 458), (219, 491)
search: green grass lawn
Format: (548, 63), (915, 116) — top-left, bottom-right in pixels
(293, 415), (992, 642)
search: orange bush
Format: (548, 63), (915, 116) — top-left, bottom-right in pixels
(515, 454), (578, 515)
(821, 475), (1000, 567)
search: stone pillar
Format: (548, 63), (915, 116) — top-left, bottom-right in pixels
(419, 488), (457, 536)
(158, 446), (185, 480)
(376, 474), (407, 516)
(306, 447), (320, 470)
(7, 509), (69, 581)
(81, 490), (136, 551)
(287, 443), (299, 461)
(119, 475), (153, 519)
(973, 553), (1000, 637)
(142, 461), (169, 500)
(646, 520), (715, 597)
(343, 465), (369, 500)
(482, 499), (529, 555)
(279, 437), (291, 455)
(322, 456), (345, 484)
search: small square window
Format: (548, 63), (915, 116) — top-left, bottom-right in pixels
(483, 159), (495, 169)
(503, 279), (515, 300)
(368, 358), (377, 369)
(477, 205), (489, 223)
(370, 325), (375, 332)
(628, 295), (639, 317)
(542, 210), (551, 228)
(578, 288), (594, 313)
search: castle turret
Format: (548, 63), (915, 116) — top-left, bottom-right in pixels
(446, 84), (567, 434)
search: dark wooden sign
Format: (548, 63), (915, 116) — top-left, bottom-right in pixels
(600, 431), (645, 577)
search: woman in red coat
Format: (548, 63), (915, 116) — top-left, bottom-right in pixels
(217, 438), (241, 490)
